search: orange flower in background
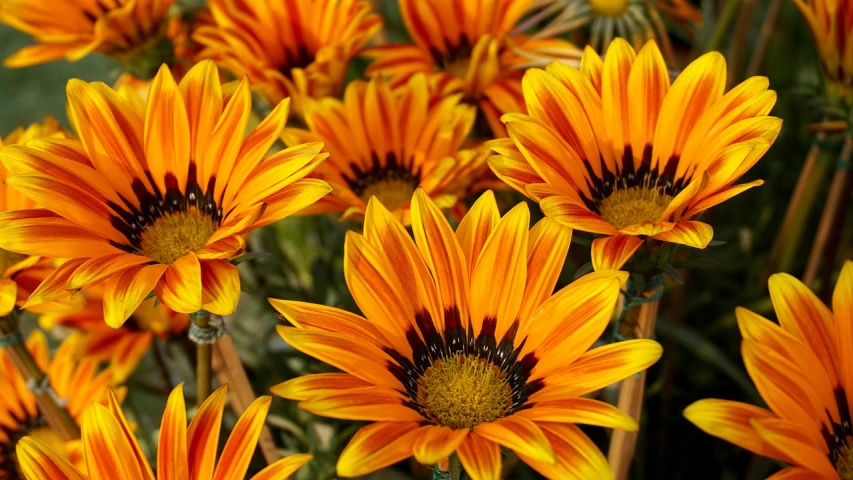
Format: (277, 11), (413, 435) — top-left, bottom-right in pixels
(16, 384), (313, 480)
(685, 261), (853, 479)
(795, 0), (853, 105)
(0, 0), (175, 68)
(363, 0), (581, 136)
(0, 331), (122, 477)
(283, 74), (479, 223)
(272, 189), (662, 479)
(0, 60), (331, 328)
(194, 0), (381, 113)
(488, 39), (781, 271)
(0, 118), (74, 317)
(38, 285), (189, 383)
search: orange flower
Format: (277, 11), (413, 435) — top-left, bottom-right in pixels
(795, 0), (853, 105)
(38, 285), (188, 383)
(0, 0), (175, 68)
(488, 39), (781, 271)
(194, 0), (381, 113)
(283, 74), (479, 222)
(0, 61), (331, 328)
(685, 261), (853, 479)
(363, 0), (581, 136)
(272, 189), (662, 479)
(0, 331), (122, 477)
(0, 118), (76, 317)
(16, 384), (313, 480)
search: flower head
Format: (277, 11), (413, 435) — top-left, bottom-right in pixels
(488, 39), (781, 271)
(272, 189), (662, 479)
(685, 261), (853, 480)
(283, 74), (480, 223)
(0, 118), (73, 317)
(0, 331), (121, 477)
(15, 384), (313, 480)
(0, 60), (331, 327)
(194, 0), (381, 113)
(522, 0), (702, 56)
(795, 0), (853, 106)
(363, 0), (581, 136)
(0, 0), (175, 68)
(38, 285), (189, 383)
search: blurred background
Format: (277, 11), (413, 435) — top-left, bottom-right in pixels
(1, 0), (850, 478)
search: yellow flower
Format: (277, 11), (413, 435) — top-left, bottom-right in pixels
(16, 384), (313, 480)
(0, 60), (331, 328)
(795, 0), (853, 105)
(521, 0), (702, 55)
(0, 118), (73, 317)
(194, 0), (381, 114)
(283, 74), (479, 223)
(488, 39), (781, 271)
(685, 261), (853, 480)
(38, 284), (189, 383)
(0, 331), (121, 477)
(363, 0), (581, 137)
(0, 0), (175, 68)
(272, 189), (662, 479)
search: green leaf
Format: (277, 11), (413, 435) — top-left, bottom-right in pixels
(659, 264), (684, 284)
(573, 262), (593, 279)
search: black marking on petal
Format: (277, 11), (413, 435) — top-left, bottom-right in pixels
(344, 152), (421, 197)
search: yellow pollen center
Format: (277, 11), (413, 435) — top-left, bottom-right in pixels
(360, 178), (417, 213)
(838, 438), (853, 480)
(587, 0), (629, 16)
(418, 354), (512, 430)
(0, 249), (25, 276)
(139, 209), (218, 264)
(598, 186), (672, 230)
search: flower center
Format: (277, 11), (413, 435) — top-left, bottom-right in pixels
(418, 354), (512, 430)
(139, 208), (217, 264)
(838, 437), (853, 480)
(598, 185), (672, 230)
(0, 249), (25, 276)
(587, 0), (630, 16)
(359, 178), (418, 212)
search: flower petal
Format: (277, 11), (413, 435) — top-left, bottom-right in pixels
(591, 235), (643, 271)
(212, 396), (272, 480)
(516, 397), (637, 431)
(188, 386), (228, 480)
(474, 416), (554, 463)
(250, 454), (313, 480)
(298, 388), (423, 422)
(517, 423), (612, 480)
(412, 426), (470, 465)
(16, 437), (87, 480)
(155, 253), (203, 314)
(650, 221), (713, 249)
(751, 418), (836, 478)
(270, 373), (373, 401)
(199, 259), (240, 315)
(158, 385), (189, 480)
(103, 264), (168, 328)
(337, 422), (423, 477)
(456, 432), (502, 480)
(683, 399), (783, 461)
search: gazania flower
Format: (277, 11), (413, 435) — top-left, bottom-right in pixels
(194, 0), (381, 113)
(38, 285), (189, 383)
(519, 0), (701, 58)
(363, 0), (581, 136)
(0, 118), (73, 317)
(0, 331), (120, 477)
(0, 0), (175, 68)
(685, 260), (853, 479)
(488, 39), (781, 271)
(16, 384), (313, 480)
(795, 0), (853, 106)
(283, 74), (479, 222)
(272, 189), (663, 479)
(0, 60), (331, 328)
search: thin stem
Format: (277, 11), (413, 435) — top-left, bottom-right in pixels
(803, 136), (853, 286)
(0, 311), (80, 440)
(745, 0), (785, 77)
(607, 285), (662, 480)
(191, 311), (213, 405)
(765, 138), (835, 282)
(706, 0), (741, 53)
(212, 330), (280, 465)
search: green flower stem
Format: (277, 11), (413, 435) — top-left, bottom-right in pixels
(190, 310), (213, 405)
(765, 142), (836, 282)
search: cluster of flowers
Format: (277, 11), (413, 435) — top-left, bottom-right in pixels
(0, 0), (850, 479)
